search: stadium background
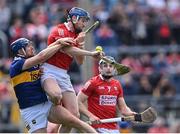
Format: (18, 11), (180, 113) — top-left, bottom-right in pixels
(0, 0), (180, 133)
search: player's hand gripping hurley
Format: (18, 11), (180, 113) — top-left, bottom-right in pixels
(95, 46), (131, 75)
(87, 107), (157, 125)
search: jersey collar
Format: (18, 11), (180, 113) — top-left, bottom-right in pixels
(64, 22), (74, 32)
(99, 74), (104, 81)
(99, 74), (112, 82)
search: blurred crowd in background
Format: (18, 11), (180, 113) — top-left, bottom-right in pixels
(0, 0), (180, 133)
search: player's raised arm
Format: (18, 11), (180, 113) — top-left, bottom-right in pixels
(10, 38), (72, 71)
(74, 32), (86, 65)
(62, 45), (103, 59)
(23, 38), (74, 70)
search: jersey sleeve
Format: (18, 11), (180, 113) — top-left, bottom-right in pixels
(117, 81), (124, 98)
(47, 27), (62, 45)
(81, 80), (94, 97)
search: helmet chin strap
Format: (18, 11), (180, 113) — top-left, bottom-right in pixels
(69, 15), (82, 34)
(72, 21), (82, 34)
(17, 48), (27, 58)
(102, 74), (113, 80)
(17, 54), (25, 58)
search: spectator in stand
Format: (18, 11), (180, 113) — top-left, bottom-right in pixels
(169, 121), (180, 133)
(24, 6), (48, 51)
(152, 51), (169, 74)
(139, 54), (154, 75)
(134, 12), (148, 45)
(147, 117), (169, 133)
(0, 0), (11, 32)
(9, 17), (24, 42)
(167, 52), (180, 74)
(92, 2), (109, 23)
(121, 55), (142, 74)
(118, 121), (132, 133)
(94, 23), (118, 47)
(153, 75), (176, 98)
(94, 23), (118, 58)
(138, 75), (152, 95)
(120, 74), (140, 96)
(169, 67), (180, 94)
(0, 80), (10, 101)
(158, 19), (172, 45)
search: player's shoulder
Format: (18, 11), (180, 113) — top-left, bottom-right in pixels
(85, 75), (99, 86)
(56, 23), (66, 28)
(50, 23), (65, 31)
(12, 57), (25, 64)
(11, 57), (25, 67)
(10, 57), (25, 77)
(111, 78), (121, 84)
(91, 75), (101, 81)
(51, 23), (68, 36)
(83, 75), (99, 89)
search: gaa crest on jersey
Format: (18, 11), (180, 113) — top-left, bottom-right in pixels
(114, 86), (118, 91)
(58, 28), (64, 36)
(32, 119), (36, 124)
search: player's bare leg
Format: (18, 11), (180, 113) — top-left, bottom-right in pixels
(42, 78), (62, 133)
(59, 91), (79, 133)
(32, 128), (46, 133)
(42, 78), (62, 105)
(47, 122), (60, 133)
(48, 104), (97, 133)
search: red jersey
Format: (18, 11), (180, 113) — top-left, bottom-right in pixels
(81, 75), (124, 129)
(47, 23), (78, 70)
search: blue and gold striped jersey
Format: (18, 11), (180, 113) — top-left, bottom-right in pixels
(9, 57), (47, 109)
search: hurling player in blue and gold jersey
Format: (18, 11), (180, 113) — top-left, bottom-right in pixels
(9, 38), (97, 133)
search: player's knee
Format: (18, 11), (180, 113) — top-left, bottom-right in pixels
(54, 91), (62, 99)
(72, 111), (80, 118)
(47, 124), (59, 133)
(76, 112), (80, 118)
(50, 92), (62, 105)
(56, 93), (62, 102)
(78, 112), (80, 118)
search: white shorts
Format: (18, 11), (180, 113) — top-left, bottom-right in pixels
(41, 63), (74, 93)
(20, 101), (52, 133)
(96, 128), (120, 133)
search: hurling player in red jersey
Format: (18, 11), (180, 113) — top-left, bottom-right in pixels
(41, 7), (102, 133)
(77, 56), (136, 133)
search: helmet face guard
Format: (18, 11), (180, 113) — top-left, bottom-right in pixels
(99, 56), (117, 78)
(68, 7), (90, 21)
(10, 38), (30, 54)
(99, 56), (116, 65)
